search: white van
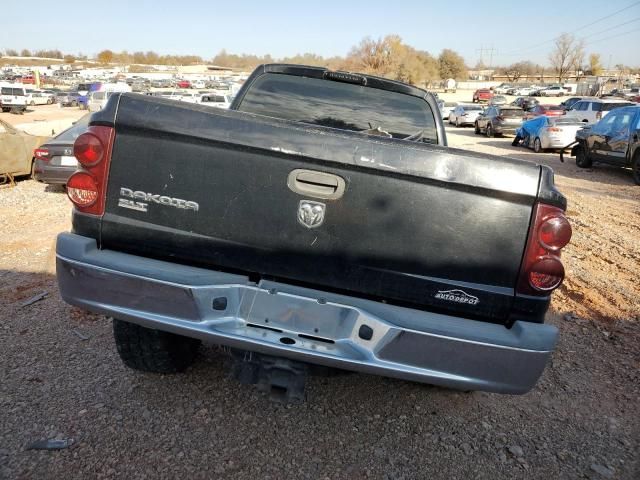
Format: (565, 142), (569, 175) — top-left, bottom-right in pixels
(1, 83), (28, 112)
(87, 83), (132, 112)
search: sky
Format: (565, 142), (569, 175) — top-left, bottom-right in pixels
(2, 0), (639, 67)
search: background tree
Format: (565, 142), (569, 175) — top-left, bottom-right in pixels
(549, 33), (585, 82)
(588, 53), (603, 76)
(20, 49), (32, 57)
(63, 54), (76, 63)
(97, 49), (114, 64)
(5, 49), (18, 56)
(438, 49), (467, 80)
(501, 61), (537, 82)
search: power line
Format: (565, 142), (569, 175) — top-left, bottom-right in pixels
(580, 16), (640, 39)
(499, 0), (640, 56)
(573, 0), (640, 33)
(584, 27), (640, 46)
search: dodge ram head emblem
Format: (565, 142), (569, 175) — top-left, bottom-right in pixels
(298, 200), (325, 229)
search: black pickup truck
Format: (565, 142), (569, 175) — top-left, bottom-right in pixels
(56, 64), (571, 399)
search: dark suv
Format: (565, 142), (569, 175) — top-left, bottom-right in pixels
(475, 105), (524, 137)
(570, 105), (640, 184)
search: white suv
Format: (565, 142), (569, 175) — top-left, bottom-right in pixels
(564, 98), (635, 124)
(0, 84), (28, 112)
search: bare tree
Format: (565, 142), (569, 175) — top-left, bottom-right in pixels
(549, 33), (585, 82)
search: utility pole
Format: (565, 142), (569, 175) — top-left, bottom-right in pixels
(476, 45), (485, 66)
(487, 46), (495, 69)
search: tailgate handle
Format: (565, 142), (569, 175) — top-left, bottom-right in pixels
(287, 169), (345, 200)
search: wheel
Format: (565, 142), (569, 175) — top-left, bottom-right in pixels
(455, 118), (460, 128)
(533, 137), (543, 153)
(30, 101), (35, 106)
(47, 98), (53, 105)
(449, 116), (453, 125)
(632, 153), (640, 185)
(486, 125), (493, 137)
(575, 146), (592, 168)
(474, 122), (480, 134)
(558, 92), (564, 97)
(1, 107), (9, 113)
(71, 101), (77, 107)
(112, 319), (201, 373)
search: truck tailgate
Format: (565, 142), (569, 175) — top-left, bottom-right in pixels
(99, 94), (542, 323)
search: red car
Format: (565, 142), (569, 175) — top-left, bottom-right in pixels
(473, 89), (494, 103)
(524, 104), (565, 120)
(176, 80), (191, 89)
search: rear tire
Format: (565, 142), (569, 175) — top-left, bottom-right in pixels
(486, 125), (493, 137)
(575, 146), (592, 168)
(533, 137), (543, 153)
(474, 122), (480, 134)
(112, 319), (201, 373)
(455, 118), (460, 128)
(632, 153), (640, 185)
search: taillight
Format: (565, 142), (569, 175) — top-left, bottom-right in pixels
(547, 127), (561, 132)
(67, 172), (98, 207)
(74, 132), (104, 167)
(66, 125), (114, 216)
(517, 203), (572, 295)
(34, 148), (49, 160)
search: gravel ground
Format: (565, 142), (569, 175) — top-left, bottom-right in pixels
(1, 121), (639, 479)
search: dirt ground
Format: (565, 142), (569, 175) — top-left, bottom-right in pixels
(0, 96), (638, 479)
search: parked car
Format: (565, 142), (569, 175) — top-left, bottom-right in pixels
(191, 80), (206, 89)
(524, 104), (566, 119)
(449, 104), (484, 127)
(475, 105), (524, 137)
(200, 93), (232, 109)
(515, 116), (586, 152)
(57, 64), (569, 401)
(177, 80), (191, 89)
(488, 95), (507, 106)
(25, 90), (50, 106)
(564, 98), (635, 124)
(0, 119), (49, 182)
(569, 105), (640, 184)
(538, 86), (569, 97)
(439, 101), (458, 119)
(472, 89), (493, 103)
(512, 96), (539, 110)
(75, 82), (102, 110)
(514, 87), (536, 96)
(56, 91), (81, 107)
(33, 114), (90, 184)
(560, 96), (589, 111)
(87, 83), (132, 112)
(0, 84), (28, 112)
(493, 84), (512, 95)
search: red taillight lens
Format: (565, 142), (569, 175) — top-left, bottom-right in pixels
(69, 125), (114, 216)
(34, 148), (50, 160)
(74, 132), (104, 167)
(518, 203), (572, 295)
(67, 172), (98, 207)
(539, 216), (572, 251)
(547, 127), (561, 132)
(529, 257), (565, 291)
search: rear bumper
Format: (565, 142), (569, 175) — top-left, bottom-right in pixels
(56, 233), (558, 394)
(33, 161), (75, 184)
